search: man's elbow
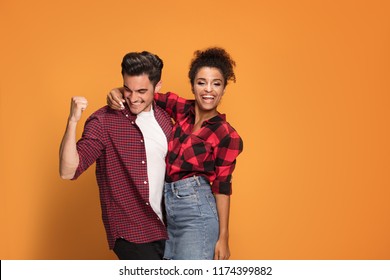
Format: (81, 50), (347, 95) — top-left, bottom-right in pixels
(60, 174), (72, 180)
(59, 160), (78, 180)
(59, 170), (76, 180)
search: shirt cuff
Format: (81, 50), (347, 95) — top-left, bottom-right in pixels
(212, 180), (232, 195)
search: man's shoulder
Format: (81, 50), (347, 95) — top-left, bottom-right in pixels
(154, 103), (172, 120)
(84, 106), (125, 130)
(88, 105), (120, 119)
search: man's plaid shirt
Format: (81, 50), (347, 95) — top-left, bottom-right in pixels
(72, 103), (172, 249)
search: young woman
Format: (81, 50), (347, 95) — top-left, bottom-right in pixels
(107, 47), (243, 260)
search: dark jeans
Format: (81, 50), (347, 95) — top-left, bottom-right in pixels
(113, 238), (165, 260)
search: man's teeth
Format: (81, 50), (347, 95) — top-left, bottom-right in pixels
(203, 95), (214, 99)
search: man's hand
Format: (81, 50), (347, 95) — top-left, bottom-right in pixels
(107, 88), (125, 110)
(69, 96), (88, 123)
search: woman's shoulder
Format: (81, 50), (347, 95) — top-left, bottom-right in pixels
(214, 114), (240, 135)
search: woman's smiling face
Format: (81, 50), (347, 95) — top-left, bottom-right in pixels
(192, 67), (225, 113)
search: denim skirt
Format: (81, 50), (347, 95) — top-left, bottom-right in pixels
(163, 176), (219, 260)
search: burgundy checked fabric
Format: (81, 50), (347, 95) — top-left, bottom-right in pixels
(72, 102), (172, 249)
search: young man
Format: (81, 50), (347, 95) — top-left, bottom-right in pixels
(59, 51), (172, 259)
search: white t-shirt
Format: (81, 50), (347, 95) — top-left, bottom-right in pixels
(135, 107), (167, 221)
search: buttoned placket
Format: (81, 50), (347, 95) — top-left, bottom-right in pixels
(124, 110), (149, 197)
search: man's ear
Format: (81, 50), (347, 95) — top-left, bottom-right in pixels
(154, 80), (162, 93)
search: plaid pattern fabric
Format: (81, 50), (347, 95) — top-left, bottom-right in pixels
(155, 92), (243, 195)
(72, 103), (172, 249)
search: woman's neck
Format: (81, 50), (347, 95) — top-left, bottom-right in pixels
(194, 104), (218, 127)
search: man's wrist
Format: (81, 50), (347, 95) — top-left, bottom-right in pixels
(67, 117), (79, 124)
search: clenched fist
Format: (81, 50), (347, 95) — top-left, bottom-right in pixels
(68, 96), (88, 123)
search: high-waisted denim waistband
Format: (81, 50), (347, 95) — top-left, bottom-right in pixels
(165, 175), (209, 188)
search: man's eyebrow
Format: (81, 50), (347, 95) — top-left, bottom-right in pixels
(123, 85), (148, 92)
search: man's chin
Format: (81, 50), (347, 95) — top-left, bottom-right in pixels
(129, 109), (141, 115)
(129, 105), (143, 115)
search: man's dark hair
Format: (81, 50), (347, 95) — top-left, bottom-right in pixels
(121, 51), (163, 86)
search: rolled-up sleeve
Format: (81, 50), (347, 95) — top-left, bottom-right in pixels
(212, 131), (243, 195)
(154, 92), (192, 121)
(72, 116), (105, 180)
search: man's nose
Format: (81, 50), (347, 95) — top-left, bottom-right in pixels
(127, 92), (137, 102)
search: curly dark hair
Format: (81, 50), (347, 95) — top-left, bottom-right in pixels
(121, 51), (163, 86)
(188, 47), (236, 87)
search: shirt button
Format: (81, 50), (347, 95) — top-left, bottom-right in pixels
(140, 139), (144, 143)
(131, 121), (135, 124)
(125, 114), (129, 117)
(146, 202), (149, 206)
(141, 161), (145, 164)
(144, 181), (147, 184)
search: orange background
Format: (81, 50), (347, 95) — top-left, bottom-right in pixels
(1, 0), (389, 259)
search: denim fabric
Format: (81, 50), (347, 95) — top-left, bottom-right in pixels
(163, 176), (219, 260)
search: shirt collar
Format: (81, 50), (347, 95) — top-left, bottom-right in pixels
(121, 101), (158, 120)
(205, 113), (226, 124)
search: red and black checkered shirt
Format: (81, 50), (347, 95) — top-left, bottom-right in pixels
(72, 103), (172, 249)
(155, 92), (243, 195)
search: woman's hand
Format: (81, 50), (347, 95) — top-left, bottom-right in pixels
(107, 87), (125, 110)
(214, 238), (230, 260)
